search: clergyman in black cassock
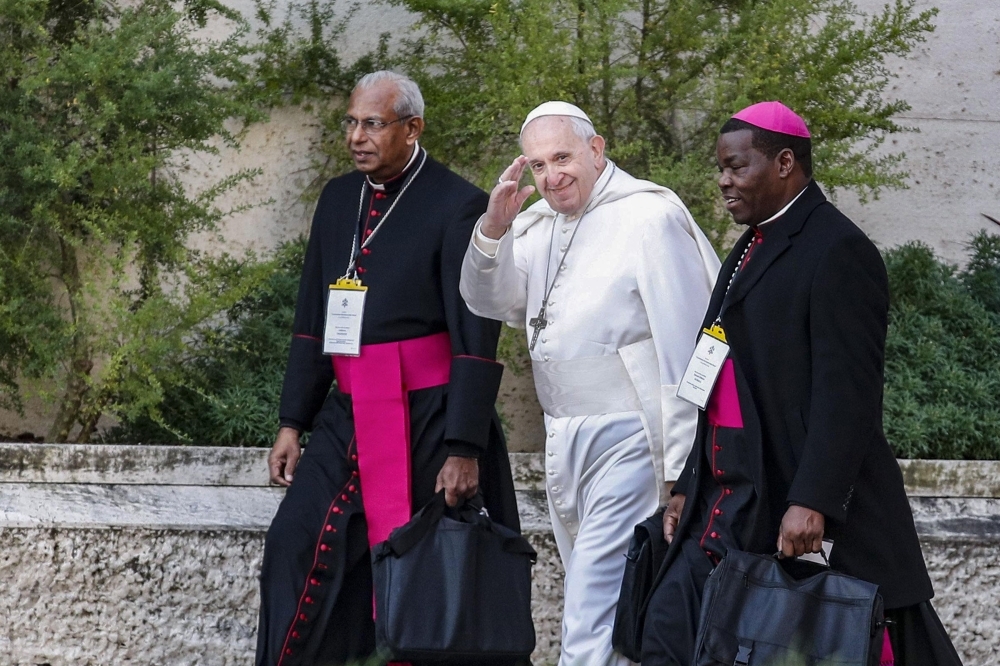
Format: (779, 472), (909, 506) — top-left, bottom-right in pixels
(255, 72), (519, 666)
(641, 102), (963, 666)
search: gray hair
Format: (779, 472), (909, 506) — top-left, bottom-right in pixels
(354, 71), (425, 118)
(519, 115), (597, 149)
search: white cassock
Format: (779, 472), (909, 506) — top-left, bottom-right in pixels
(460, 161), (720, 666)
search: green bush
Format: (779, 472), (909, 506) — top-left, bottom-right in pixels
(0, 0), (269, 442)
(108, 232), (1000, 460)
(103, 238), (305, 446)
(883, 232), (1000, 459)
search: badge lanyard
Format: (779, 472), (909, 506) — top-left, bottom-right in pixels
(676, 234), (757, 409)
(323, 149), (428, 356)
(528, 164), (617, 352)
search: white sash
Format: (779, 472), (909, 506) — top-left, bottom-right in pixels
(531, 338), (668, 504)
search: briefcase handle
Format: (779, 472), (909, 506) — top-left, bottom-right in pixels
(382, 491), (537, 562)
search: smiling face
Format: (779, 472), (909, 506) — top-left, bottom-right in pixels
(345, 80), (423, 182)
(716, 129), (792, 226)
(520, 116), (606, 217)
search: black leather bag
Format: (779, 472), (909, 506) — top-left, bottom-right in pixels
(611, 509), (668, 661)
(371, 491), (537, 663)
(693, 549), (885, 666)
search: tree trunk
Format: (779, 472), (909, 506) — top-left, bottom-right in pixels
(47, 239), (93, 443)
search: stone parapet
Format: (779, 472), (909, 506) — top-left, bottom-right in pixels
(0, 444), (997, 665)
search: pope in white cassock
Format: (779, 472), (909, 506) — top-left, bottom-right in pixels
(460, 102), (720, 665)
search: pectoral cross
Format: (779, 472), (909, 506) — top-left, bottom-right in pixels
(528, 306), (548, 352)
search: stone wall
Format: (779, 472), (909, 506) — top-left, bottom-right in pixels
(1, 444), (998, 665)
(4, 0), (998, 446)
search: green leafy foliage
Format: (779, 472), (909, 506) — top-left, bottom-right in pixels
(102, 238), (304, 446)
(386, 0), (936, 246)
(106, 228), (1000, 459)
(0, 0), (271, 441)
(248, 0), (936, 246)
(883, 232), (1000, 459)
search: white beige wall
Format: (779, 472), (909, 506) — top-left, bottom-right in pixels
(839, 0), (1000, 262)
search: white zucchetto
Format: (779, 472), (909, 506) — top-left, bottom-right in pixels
(520, 101), (594, 135)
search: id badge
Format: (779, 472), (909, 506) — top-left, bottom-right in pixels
(323, 278), (368, 356)
(676, 324), (730, 409)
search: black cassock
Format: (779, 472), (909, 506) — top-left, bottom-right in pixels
(255, 149), (520, 666)
(641, 182), (963, 666)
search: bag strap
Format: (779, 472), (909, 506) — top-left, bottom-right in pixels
(385, 491), (537, 562)
(386, 491), (448, 557)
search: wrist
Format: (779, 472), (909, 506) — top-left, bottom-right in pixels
(480, 219), (509, 240)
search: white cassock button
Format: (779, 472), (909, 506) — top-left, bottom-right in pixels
(552, 486), (561, 492)
(560, 246), (567, 252)
(548, 470), (556, 476)
(547, 451), (554, 457)
(548, 432), (555, 438)
(562, 227), (569, 233)
(544, 355), (551, 361)
(560, 514), (567, 519)
(556, 500), (564, 506)
(554, 283), (561, 289)
(559, 265), (567, 271)
(542, 338), (548, 343)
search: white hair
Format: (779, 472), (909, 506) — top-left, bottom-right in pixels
(354, 71), (425, 118)
(519, 115), (597, 149)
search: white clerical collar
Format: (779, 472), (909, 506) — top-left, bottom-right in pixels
(368, 142), (421, 191)
(758, 185), (808, 227)
(564, 159), (614, 222)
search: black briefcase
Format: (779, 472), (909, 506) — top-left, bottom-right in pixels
(371, 491), (537, 663)
(611, 509), (668, 661)
(693, 549), (885, 666)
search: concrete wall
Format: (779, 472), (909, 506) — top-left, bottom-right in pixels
(841, 0), (1000, 262)
(1, 444), (997, 665)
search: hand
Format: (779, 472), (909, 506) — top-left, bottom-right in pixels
(480, 156), (536, 239)
(435, 456), (480, 507)
(777, 505), (825, 557)
(663, 493), (686, 544)
(268, 427), (301, 487)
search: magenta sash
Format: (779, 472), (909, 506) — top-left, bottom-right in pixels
(707, 359), (744, 428)
(881, 628), (895, 666)
(333, 331), (452, 547)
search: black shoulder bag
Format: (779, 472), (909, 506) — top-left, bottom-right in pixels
(371, 491), (537, 663)
(611, 508), (668, 661)
(692, 549), (886, 666)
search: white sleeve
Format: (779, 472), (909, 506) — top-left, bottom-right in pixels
(472, 223), (504, 258)
(637, 202), (720, 482)
(460, 215), (529, 328)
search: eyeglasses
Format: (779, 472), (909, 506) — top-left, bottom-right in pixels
(342, 115), (414, 135)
